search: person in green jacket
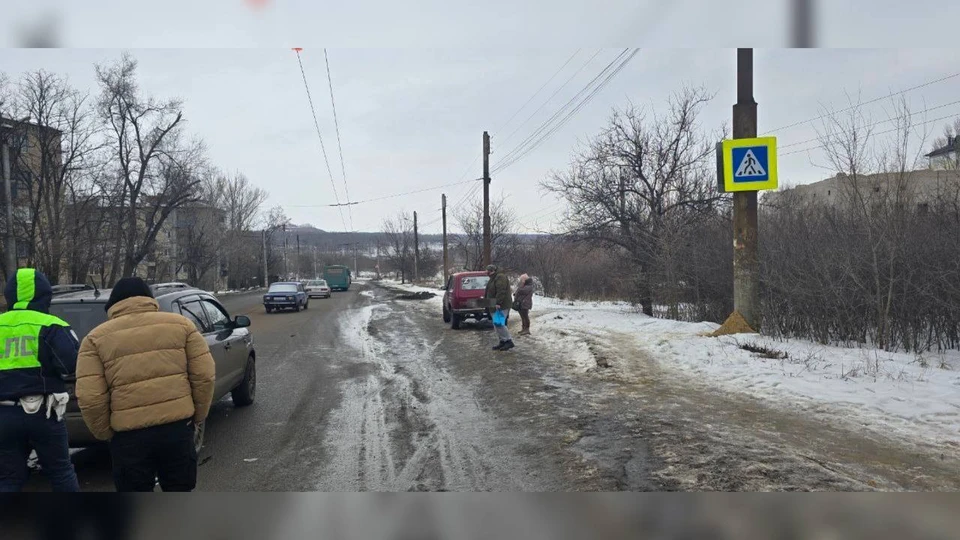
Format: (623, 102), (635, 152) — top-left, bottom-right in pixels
(484, 264), (514, 351)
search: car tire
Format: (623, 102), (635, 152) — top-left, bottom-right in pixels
(451, 313), (461, 330)
(231, 356), (256, 407)
(442, 306), (451, 323)
(265, 306), (272, 314)
(304, 300), (309, 310)
(294, 301), (301, 312)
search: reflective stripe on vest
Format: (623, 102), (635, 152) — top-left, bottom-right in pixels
(0, 310), (69, 371)
(13, 268), (36, 310)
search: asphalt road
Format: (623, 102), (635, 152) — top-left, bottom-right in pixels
(24, 280), (956, 492)
(26, 282), (635, 491)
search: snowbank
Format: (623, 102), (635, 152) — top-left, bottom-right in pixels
(531, 296), (960, 451)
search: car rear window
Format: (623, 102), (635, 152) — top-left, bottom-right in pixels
(460, 276), (489, 291)
(49, 303), (108, 340)
(269, 284), (298, 293)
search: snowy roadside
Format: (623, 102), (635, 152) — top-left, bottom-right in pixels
(378, 279), (960, 454)
(529, 295), (960, 456)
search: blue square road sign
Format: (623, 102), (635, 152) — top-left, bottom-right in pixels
(731, 145), (769, 183)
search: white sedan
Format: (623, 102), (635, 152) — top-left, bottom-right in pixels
(305, 279), (332, 298)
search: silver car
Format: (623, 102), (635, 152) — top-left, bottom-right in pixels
(49, 285), (257, 453)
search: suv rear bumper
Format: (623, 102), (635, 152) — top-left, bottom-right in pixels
(450, 308), (489, 318)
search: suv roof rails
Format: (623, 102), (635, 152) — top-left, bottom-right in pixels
(51, 284), (94, 296)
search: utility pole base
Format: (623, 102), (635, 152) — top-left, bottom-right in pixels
(711, 311), (757, 337)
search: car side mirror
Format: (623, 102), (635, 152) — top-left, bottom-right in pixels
(234, 315), (251, 328)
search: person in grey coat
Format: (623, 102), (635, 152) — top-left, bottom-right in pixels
(513, 274), (535, 336)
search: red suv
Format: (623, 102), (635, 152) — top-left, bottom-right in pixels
(443, 271), (492, 329)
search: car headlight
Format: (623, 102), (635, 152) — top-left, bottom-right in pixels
(287, 296), (294, 300)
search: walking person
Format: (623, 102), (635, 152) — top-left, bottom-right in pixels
(484, 264), (514, 351)
(0, 268), (81, 492)
(76, 277), (215, 492)
(513, 274), (535, 336)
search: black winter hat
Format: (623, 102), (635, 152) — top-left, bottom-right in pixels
(105, 277), (154, 312)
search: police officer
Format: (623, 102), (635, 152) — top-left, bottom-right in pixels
(0, 268), (80, 492)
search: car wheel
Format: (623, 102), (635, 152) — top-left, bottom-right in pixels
(451, 313), (461, 330)
(231, 356), (256, 407)
(265, 306), (272, 314)
(194, 421), (205, 455)
(442, 306), (451, 323)
(294, 302), (301, 312)
(304, 300), (309, 310)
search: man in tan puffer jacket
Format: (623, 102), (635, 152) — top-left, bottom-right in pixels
(76, 277), (215, 492)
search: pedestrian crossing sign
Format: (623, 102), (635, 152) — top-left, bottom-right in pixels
(720, 137), (777, 192)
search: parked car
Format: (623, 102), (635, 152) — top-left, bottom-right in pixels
(442, 271), (492, 329)
(49, 286), (257, 452)
(305, 279), (332, 299)
(51, 284), (95, 296)
(263, 282), (308, 313)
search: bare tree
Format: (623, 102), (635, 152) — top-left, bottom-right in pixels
(545, 87), (725, 315)
(96, 53), (203, 281)
(761, 96), (951, 352)
(9, 70), (103, 283)
(381, 212), (414, 283)
(452, 195), (519, 271)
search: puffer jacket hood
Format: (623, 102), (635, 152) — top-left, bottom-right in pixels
(4, 268), (53, 312)
(107, 295), (160, 320)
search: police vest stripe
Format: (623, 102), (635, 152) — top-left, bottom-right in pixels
(13, 268), (37, 310)
(0, 310), (69, 371)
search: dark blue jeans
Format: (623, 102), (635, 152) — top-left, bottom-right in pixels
(0, 404), (80, 492)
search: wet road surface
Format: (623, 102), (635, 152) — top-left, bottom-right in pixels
(23, 281), (960, 491)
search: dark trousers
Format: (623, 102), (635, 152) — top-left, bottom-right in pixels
(0, 404), (80, 492)
(110, 419), (197, 492)
(518, 308), (531, 331)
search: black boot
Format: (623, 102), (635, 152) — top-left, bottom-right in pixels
(492, 341), (505, 351)
(499, 340), (515, 351)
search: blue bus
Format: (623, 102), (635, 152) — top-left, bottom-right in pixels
(323, 265), (352, 291)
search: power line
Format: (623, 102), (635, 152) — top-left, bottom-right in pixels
(781, 110), (960, 157)
(285, 178), (481, 208)
(498, 49), (605, 149)
(293, 48), (348, 233)
(765, 70), (960, 134)
(778, 99), (960, 150)
(493, 49), (633, 172)
(494, 49), (582, 135)
(493, 49), (640, 174)
(323, 48), (354, 231)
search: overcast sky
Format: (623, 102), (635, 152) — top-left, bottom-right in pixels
(2, 47), (959, 234)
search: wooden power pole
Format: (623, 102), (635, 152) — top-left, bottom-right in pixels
(732, 48), (760, 330)
(442, 193), (449, 279)
(482, 131), (492, 267)
(413, 210), (420, 283)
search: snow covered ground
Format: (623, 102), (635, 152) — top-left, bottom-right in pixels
(378, 279), (960, 455)
(532, 295), (960, 453)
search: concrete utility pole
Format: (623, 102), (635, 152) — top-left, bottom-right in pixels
(413, 210), (420, 283)
(262, 229), (268, 288)
(482, 131), (492, 267)
(1, 124), (16, 279)
(732, 48), (760, 330)
(296, 234), (301, 280)
(283, 235), (288, 279)
(375, 240), (381, 280)
(441, 193), (449, 280)
(313, 245), (318, 279)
